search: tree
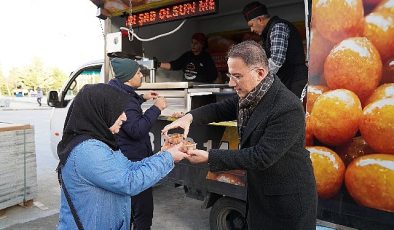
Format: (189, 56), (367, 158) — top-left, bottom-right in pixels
(8, 67), (25, 95)
(22, 57), (48, 91)
(49, 67), (68, 91)
(4, 58), (68, 95)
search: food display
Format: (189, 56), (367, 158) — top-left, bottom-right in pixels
(308, 0), (394, 212)
(161, 133), (196, 152)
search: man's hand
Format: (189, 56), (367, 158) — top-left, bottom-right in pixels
(166, 143), (188, 163)
(186, 149), (209, 164)
(143, 91), (159, 100)
(154, 97), (167, 111)
(161, 113), (193, 138)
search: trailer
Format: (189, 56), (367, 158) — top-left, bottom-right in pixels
(48, 0), (394, 229)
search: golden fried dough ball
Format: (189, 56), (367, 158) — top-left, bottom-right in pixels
(345, 154), (394, 212)
(364, 11), (394, 62)
(365, 83), (394, 105)
(312, 0), (364, 43)
(307, 146), (345, 199)
(360, 98), (394, 153)
(324, 37), (382, 103)
(311, 89), (362, 146)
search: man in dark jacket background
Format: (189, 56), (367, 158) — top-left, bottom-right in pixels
(242, 1), (308, 98)
(108, 58), (167, 230)
(162, 41), (317, 229)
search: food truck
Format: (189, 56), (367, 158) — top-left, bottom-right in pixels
(47, 0), (394, 229)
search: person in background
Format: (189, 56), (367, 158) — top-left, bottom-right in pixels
(36, 87), (43, 106)
(242, 1), (308, 98)
(162, 41), (317, 230)
(57, 83), (187, 230)
(158, 33), (218, 83)
(108, 58), (167, 230)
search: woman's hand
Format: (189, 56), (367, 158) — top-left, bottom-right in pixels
(166, 143), (188, 163)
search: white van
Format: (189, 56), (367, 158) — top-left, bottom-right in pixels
(48, 60), (104, 158)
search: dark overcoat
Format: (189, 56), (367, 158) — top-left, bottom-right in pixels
(190, 76), (317, 230)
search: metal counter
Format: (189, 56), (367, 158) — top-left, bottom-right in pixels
(136, 82), (235, 117)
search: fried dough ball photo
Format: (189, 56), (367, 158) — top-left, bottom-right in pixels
(308, 29), (334, 77)
(305, 112), (314, 146)
(306, 85), (329, 113)
(359, 98), (394, 153)
(311, 89), (362, 146)
(324, 37), (382, 102)
(335, 136), (375, 165)
(312, 0), (364, 43)
(364, 11), (394, 62)
(382, 59), (394, 83)
(363, 0), (385, 13)
(307, 146), (345, 199)
(365, 83), (394, 105)
(375, 0), (394, 15)
(345, 154), (394, 212)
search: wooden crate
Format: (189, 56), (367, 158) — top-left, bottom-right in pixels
(0, 124), (37, 211)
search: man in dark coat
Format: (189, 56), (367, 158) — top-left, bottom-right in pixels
(242, 1), (308, 98)
(162, 41), (317, 229)
(108, 58), (167, 230)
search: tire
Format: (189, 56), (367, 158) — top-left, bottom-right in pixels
(210, 197), (247, 230)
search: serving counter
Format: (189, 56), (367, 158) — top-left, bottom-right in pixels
(136, 82), (235, 117)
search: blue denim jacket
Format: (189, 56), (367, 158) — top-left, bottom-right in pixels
(57, 139), (174, 230)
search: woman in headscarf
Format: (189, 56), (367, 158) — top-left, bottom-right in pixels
(56, 83), (187, 230)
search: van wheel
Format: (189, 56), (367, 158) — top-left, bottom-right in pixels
(210, 197), (246, 230)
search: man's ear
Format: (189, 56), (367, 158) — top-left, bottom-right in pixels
(257, 68), (268, 81)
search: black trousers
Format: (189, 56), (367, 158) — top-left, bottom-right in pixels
(131, 187), (153, 230)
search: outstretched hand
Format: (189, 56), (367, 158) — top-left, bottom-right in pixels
(166, 143), (188, 163)
(186, 149), (209, 164)
(161, 113), (193, 139)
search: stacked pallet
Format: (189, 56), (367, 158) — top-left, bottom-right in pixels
(0, 123), (37, 211)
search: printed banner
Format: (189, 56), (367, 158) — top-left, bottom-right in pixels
(307, 0), (394, 213)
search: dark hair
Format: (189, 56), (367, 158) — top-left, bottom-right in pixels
(226, 40), (268, 68)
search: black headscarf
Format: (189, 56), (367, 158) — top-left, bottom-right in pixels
(57, 83), (129, 165)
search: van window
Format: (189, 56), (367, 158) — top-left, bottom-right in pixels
(64, 68), (101, 101)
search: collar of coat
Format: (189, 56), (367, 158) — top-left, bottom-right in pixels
(240, 75), (281, 147)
